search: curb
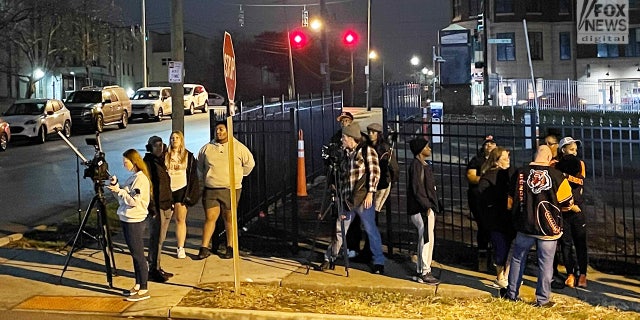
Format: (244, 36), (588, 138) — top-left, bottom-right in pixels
(0, 233), (23, 247)
(165, 306), (404, 320)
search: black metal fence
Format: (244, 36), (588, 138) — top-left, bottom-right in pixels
(214, 92), (640, 273)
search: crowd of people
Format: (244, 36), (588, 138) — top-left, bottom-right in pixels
(106, 108), (587, 307)
(320, 111), (588, 307)
(107, 121), (255, 302)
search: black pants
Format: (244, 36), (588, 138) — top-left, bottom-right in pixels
(560, 212), (589, 275)
(121, 220), (148, 290)
(468, 188), (489, 250)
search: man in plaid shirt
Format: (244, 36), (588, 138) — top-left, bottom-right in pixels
(323, 122), (386, 274)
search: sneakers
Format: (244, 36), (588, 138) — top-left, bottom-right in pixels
(221, 246), (233, 259)
(565, 274), (576, 288)
(533, 301), (556, 308)
(372, 264), (385, 275)
(197, 247), (211, 260)
(493, 277), (508, 289)
(159, 268), (173, 278)
(123, 287), (139, 296)
(578, 274), (587, 288)
(347, 250), (357, 259)
(126, 291), (150, 302)
(416, 272), (440, 285)
(177, 247), (186, 259)
(149, 269), (168, 283)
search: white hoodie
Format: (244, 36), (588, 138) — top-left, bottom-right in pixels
(110, 171), (150, 223)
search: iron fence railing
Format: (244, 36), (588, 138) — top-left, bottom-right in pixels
(213, 90), (640, 273)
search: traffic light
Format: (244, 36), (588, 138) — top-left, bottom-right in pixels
(476, 13), (484, 31)
(290, 29), (308, 49)
(342, 29), (359, 47)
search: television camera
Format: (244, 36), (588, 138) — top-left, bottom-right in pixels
(56, 130), (116, 287)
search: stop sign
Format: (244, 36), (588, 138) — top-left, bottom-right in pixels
(223, 32), (236, 103)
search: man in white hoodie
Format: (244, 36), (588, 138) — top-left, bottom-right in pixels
(197, 121), (255, 259)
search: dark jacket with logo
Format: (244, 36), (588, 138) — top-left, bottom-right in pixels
(407, 157), (438, 216)
(509, 164), (573, 239)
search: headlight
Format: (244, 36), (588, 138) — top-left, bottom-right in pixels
(82, 109), (92, 116)
(25, 120), (37, 125)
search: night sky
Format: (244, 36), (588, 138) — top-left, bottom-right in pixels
(116, 0), (451, 82)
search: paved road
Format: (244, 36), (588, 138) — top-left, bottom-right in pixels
(0, 112), (214, 228)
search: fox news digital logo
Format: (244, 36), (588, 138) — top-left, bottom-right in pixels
(577, 0), (628, 44)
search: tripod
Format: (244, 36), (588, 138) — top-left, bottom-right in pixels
(58, 179), (117, 287)
(304, 162), (350, 277)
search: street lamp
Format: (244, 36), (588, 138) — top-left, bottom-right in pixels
(369, 50), (385, 84)
(70, 71), (76, 91)
(432, 46), (446, 101)
(410, 56), (420, 66)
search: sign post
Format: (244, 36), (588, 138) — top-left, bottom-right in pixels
(223, 31), (240, 294)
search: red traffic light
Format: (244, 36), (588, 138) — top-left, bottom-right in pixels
(290, 30), (308, 49)
(342, 30), (359, 47)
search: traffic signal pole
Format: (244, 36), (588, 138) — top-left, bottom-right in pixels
(320, 0), (331, 95)
(287, 31), (296, 99)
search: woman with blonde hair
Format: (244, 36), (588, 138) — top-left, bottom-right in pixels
(166, 130), (200, 259)
(108, 149), (152, 301)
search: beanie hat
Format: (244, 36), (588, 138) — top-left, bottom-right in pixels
(366, 122), (383, 132)
(342, 122), (362, 139)
(147, 135), (162, 145)
(531, 145), (553, 165)
(409, 138), (429, 156)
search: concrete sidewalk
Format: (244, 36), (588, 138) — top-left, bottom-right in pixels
(1, 198), (639, 319)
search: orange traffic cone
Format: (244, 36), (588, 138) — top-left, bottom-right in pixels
(297, 129), (308, 197)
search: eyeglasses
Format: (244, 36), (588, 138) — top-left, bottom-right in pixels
(546, 141), (558, 146)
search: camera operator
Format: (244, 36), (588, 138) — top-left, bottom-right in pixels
(107, 149), (152, 302)
(322, 122), (386, 274)
(143, 136), (174, 283)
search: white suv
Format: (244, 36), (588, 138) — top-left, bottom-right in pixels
(131, 87), (172, 122)
(2, 99), (72, 143)
(183, 84), (208, 115)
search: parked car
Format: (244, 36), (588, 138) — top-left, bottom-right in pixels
(131, 87), (172, 122)
(525, 93), (587, 109)
(207, 93), (226, 106)
(2, 99), (72, 143)
(183, 84), (208, 115)
(0, 117), (10, 151)
(65, 85), (132, 132)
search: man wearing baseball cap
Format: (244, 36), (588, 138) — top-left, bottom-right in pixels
(330, 112), (355, 144)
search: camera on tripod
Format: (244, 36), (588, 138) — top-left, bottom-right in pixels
(83, 137), (109, 181)
(322, 143), (344, 167)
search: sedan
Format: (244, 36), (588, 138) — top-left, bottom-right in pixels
(183, 84), (208, 115)
(2, 99), (72, 143)
(0, 117), (9, 151)
(207, 93), (226, 106)
(526, 93), (587, 110)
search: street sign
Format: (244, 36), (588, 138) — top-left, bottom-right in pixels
(488, 38), (512, 44)
(223, 32), (236, 106)
(168, 61), (183, 83)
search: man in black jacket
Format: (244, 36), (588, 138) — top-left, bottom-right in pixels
(144, 136), (174, 283)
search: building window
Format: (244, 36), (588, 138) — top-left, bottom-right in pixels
(559, 0), (570, 14)
(526, 0), (542, 13)
(162, 58), (172, 66)
(497, 32), (516, 61)
(529, 32), (543, 60)
(469, 0), (481, 16)
(625, 27), (640, 57)
(597, 44), (619, 58)
(559, 32), (571, 60)
(495, 0), (513, 13)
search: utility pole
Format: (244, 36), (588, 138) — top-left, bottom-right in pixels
(320, 0), (331, 95)
(365, 0), (371, 110)
(171, 0), (185, 133)
(482, 0), (489, 106)
(142, 0), (148, 87)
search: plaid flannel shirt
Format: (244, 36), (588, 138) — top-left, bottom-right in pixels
(340, 143), (380, 203)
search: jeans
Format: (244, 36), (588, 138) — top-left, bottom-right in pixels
(506, 232), (557, 305)
(411, 209), (435, 274)
(490, 231), (514, 266)
(148, 208), (173, 270)
(121, 220), (148, 290)
(326, 203), (385, 265)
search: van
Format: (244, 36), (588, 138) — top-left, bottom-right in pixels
(131, 87), (172, 122)
(65, 85), (132, 132)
